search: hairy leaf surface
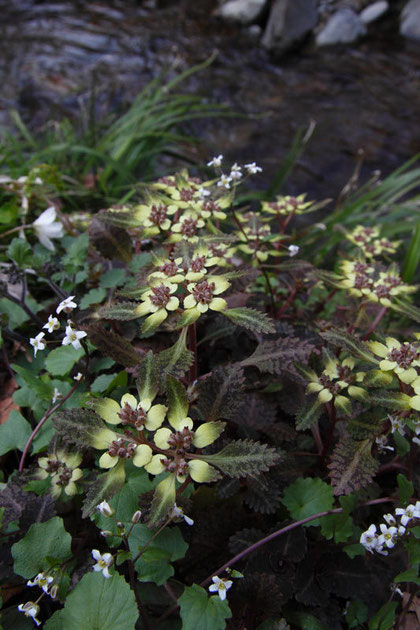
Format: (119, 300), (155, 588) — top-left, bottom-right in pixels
(328, 437), (379, 495)
(201, 439), (281, 478)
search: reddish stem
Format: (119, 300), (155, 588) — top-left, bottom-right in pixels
(188, 323), (198, 383)
(363, 305), (388, 340)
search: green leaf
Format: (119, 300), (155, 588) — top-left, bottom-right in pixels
(370, 390), (412, 411)
(147, 474), (176, 528)
(320, 512), (355, 543)
(201, 439), (281, 478)
(53, 408), (112, 450)
(0, 410), (32, 455)
(79, 288), (107, 310)
(394, 567), (420, 585)
(7, 238), (32, 267)
(85, 324), (140, 368)
(402, 219), (420, 282)
(12, 364), (52, 400)
(99, 268), (127, 289)
(223, 307), (275, 334)
(46, 572), (138, 630)
(393, 430), (411, 456)
(82, 461), (126, 518)
(179, 584), (232, 630)
(368, 601), (398, 630)
(319, 328), (378, 364)
(282, 478), (334, 527)
(129, 524), (188, 584)
(137, 350), (159, 405)
(166, 375), (189, 426)
(175, 307), (202, 328)
(156, 327), (194, 381)
(98, 302), (142, 320)
(397, 474), (414, 506)
(363, 370), (394, 387)
(12, 517), (72, 578)
(328, 437), (379, 496)
(135, 547), (173, 583)
(91, 373), (119, 393)
(44, 345), (85, 376)
(345, 600), (368, 628)
(285, 611), (327, 630)
(296, 397), (324, 431)
(390, 298), (420, 324)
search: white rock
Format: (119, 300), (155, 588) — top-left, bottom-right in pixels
(360, 1), (389, 24)
(400, 0), (420, 41)
(216, 0), (267, 24)
(316, 8), (367, 46)
(262, 0), (318, 52)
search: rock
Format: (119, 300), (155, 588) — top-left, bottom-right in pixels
(360, 1), (389, 24)
(215, 0), (267, 24)
(316, 8), (367, 46)
(400, 0), (420, 41)
(261, 0), (318, 52)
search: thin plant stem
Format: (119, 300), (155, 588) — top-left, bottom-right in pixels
(0, 224), (32, 239)
(132, 517), (172, 565)
(155, 497), (395, 626)
(363, 305), (388, 340)
(188, 323), (198, 383)
(123, 534), (150, 629)
(19, 382), (80, 472)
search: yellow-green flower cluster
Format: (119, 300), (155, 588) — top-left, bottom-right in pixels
(236, 211), (285, 264)
(89, 392), (225, 488)
(37, 450), (83, 499)
(261, 194), (315, 217)
(367, 336), (420, 384)
(304, 355), (367, 413)
(337, 261), (416, 307)
(346, 225), (400, 259)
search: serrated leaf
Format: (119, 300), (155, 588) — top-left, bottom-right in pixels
(53, 408), (111, 450)
(147, 473), (176, 528)
(200, 439), (281, 478)
(46, 572), (138, 630)
(99, 268), (126, 289)
(370, 390), (412, 411)
(84, 324), (140, 367)
(7, 238), (33, 267)
(82, 461), (126, 518)
(315, 269), (344, 288)
(79, 287), (107, 310)
(179, 584), (232, 630)
(244, 474), (284, 513)
(166, 375), (188, 426)
(12, 516), (72, 578)
(98, 301), (142, 320)
(282, 478), (334, 526)
(12, 364), (52, 400)
(296, 397), (324, 431)
(328, 438), (379, 496)
(390, 298), (420, 323)
(0, 410), (32, 455)
(196, 365), (245, 422)
(156, 328), (194, 381)
(96, 208), (140, 229)
(89, 217), (133, 263)
(136, 350), (159, 405)
(363, 370), (394, 387)
(241, 337), (316, 376)
(223, 307), (275, 334)
(44, 345), (85, 376)
(319, 328), (378, 364)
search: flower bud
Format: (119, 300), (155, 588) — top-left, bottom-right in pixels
(49, 585), (58, 599)
(96, 501), (115, 517)
(132, 510), (142, 524)
(100, 530), (114, 538)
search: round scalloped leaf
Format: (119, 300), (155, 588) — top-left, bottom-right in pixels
(179, 584), (232, 630)
(45, 573), (138, 630)
(281, 478), (334, 527)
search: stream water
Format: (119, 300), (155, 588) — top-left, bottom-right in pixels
(1, 0), (419, 199)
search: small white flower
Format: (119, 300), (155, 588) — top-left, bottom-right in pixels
(18, 602), (41, 626)
(360, 524), (378, 553)
(207, 154), (223, 168)
(91, 550), (113, 578)
(43, 314), (60, 333)
(244, 162), (262, 174)
(27, 572), (54, 594)
(29, 332), (46, 357)
(208, 575), (233, 601)
(383, 513), (396, 527)
(395, 505), (417, 527)
(314, 222), (327, 231)
(32, 206), (64, 251)
(198, 187), (210, 199)
(73, 372), (83, 381)
(62, 325), (87, 350)
(96, 501), (115, 517)
(132, 510), (142, 524)
(56, 296), (77, 314)
(375, 435), (394, 452)
(52, 388), (62, 404)
(288, 245), (300, 257)
(389, 415), (406, 435)
(230, 163), (242, 180)
(217, 174), (232, 189)
(171, 503), (194, 526)
(378, 523), (398, 548)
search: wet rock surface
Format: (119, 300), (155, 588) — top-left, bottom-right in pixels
(0, 0), (419, 200)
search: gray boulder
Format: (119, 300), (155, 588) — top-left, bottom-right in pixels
(316, 8), (367, 46)
(261, 0), (318, 53)
(360, 1), (389, 25)
(400, 0), (420, 41)
(215, 0), (267, 25)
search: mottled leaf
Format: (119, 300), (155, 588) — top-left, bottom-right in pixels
(319, 328), (378, 364)
(98, 301), (142, 321)
(196, 365), (245, 422)
(241, 337), (316, 377)
(89, 217), (132, 263)
(201, 439), (281, 478)
(82, 461), (126, 518)
(328, 437), (379, 496)
(84, 324), (140, 367)
(295, 397), (324, 431)
(223, 307), (275, 334)
(136, 350), (159, 404)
